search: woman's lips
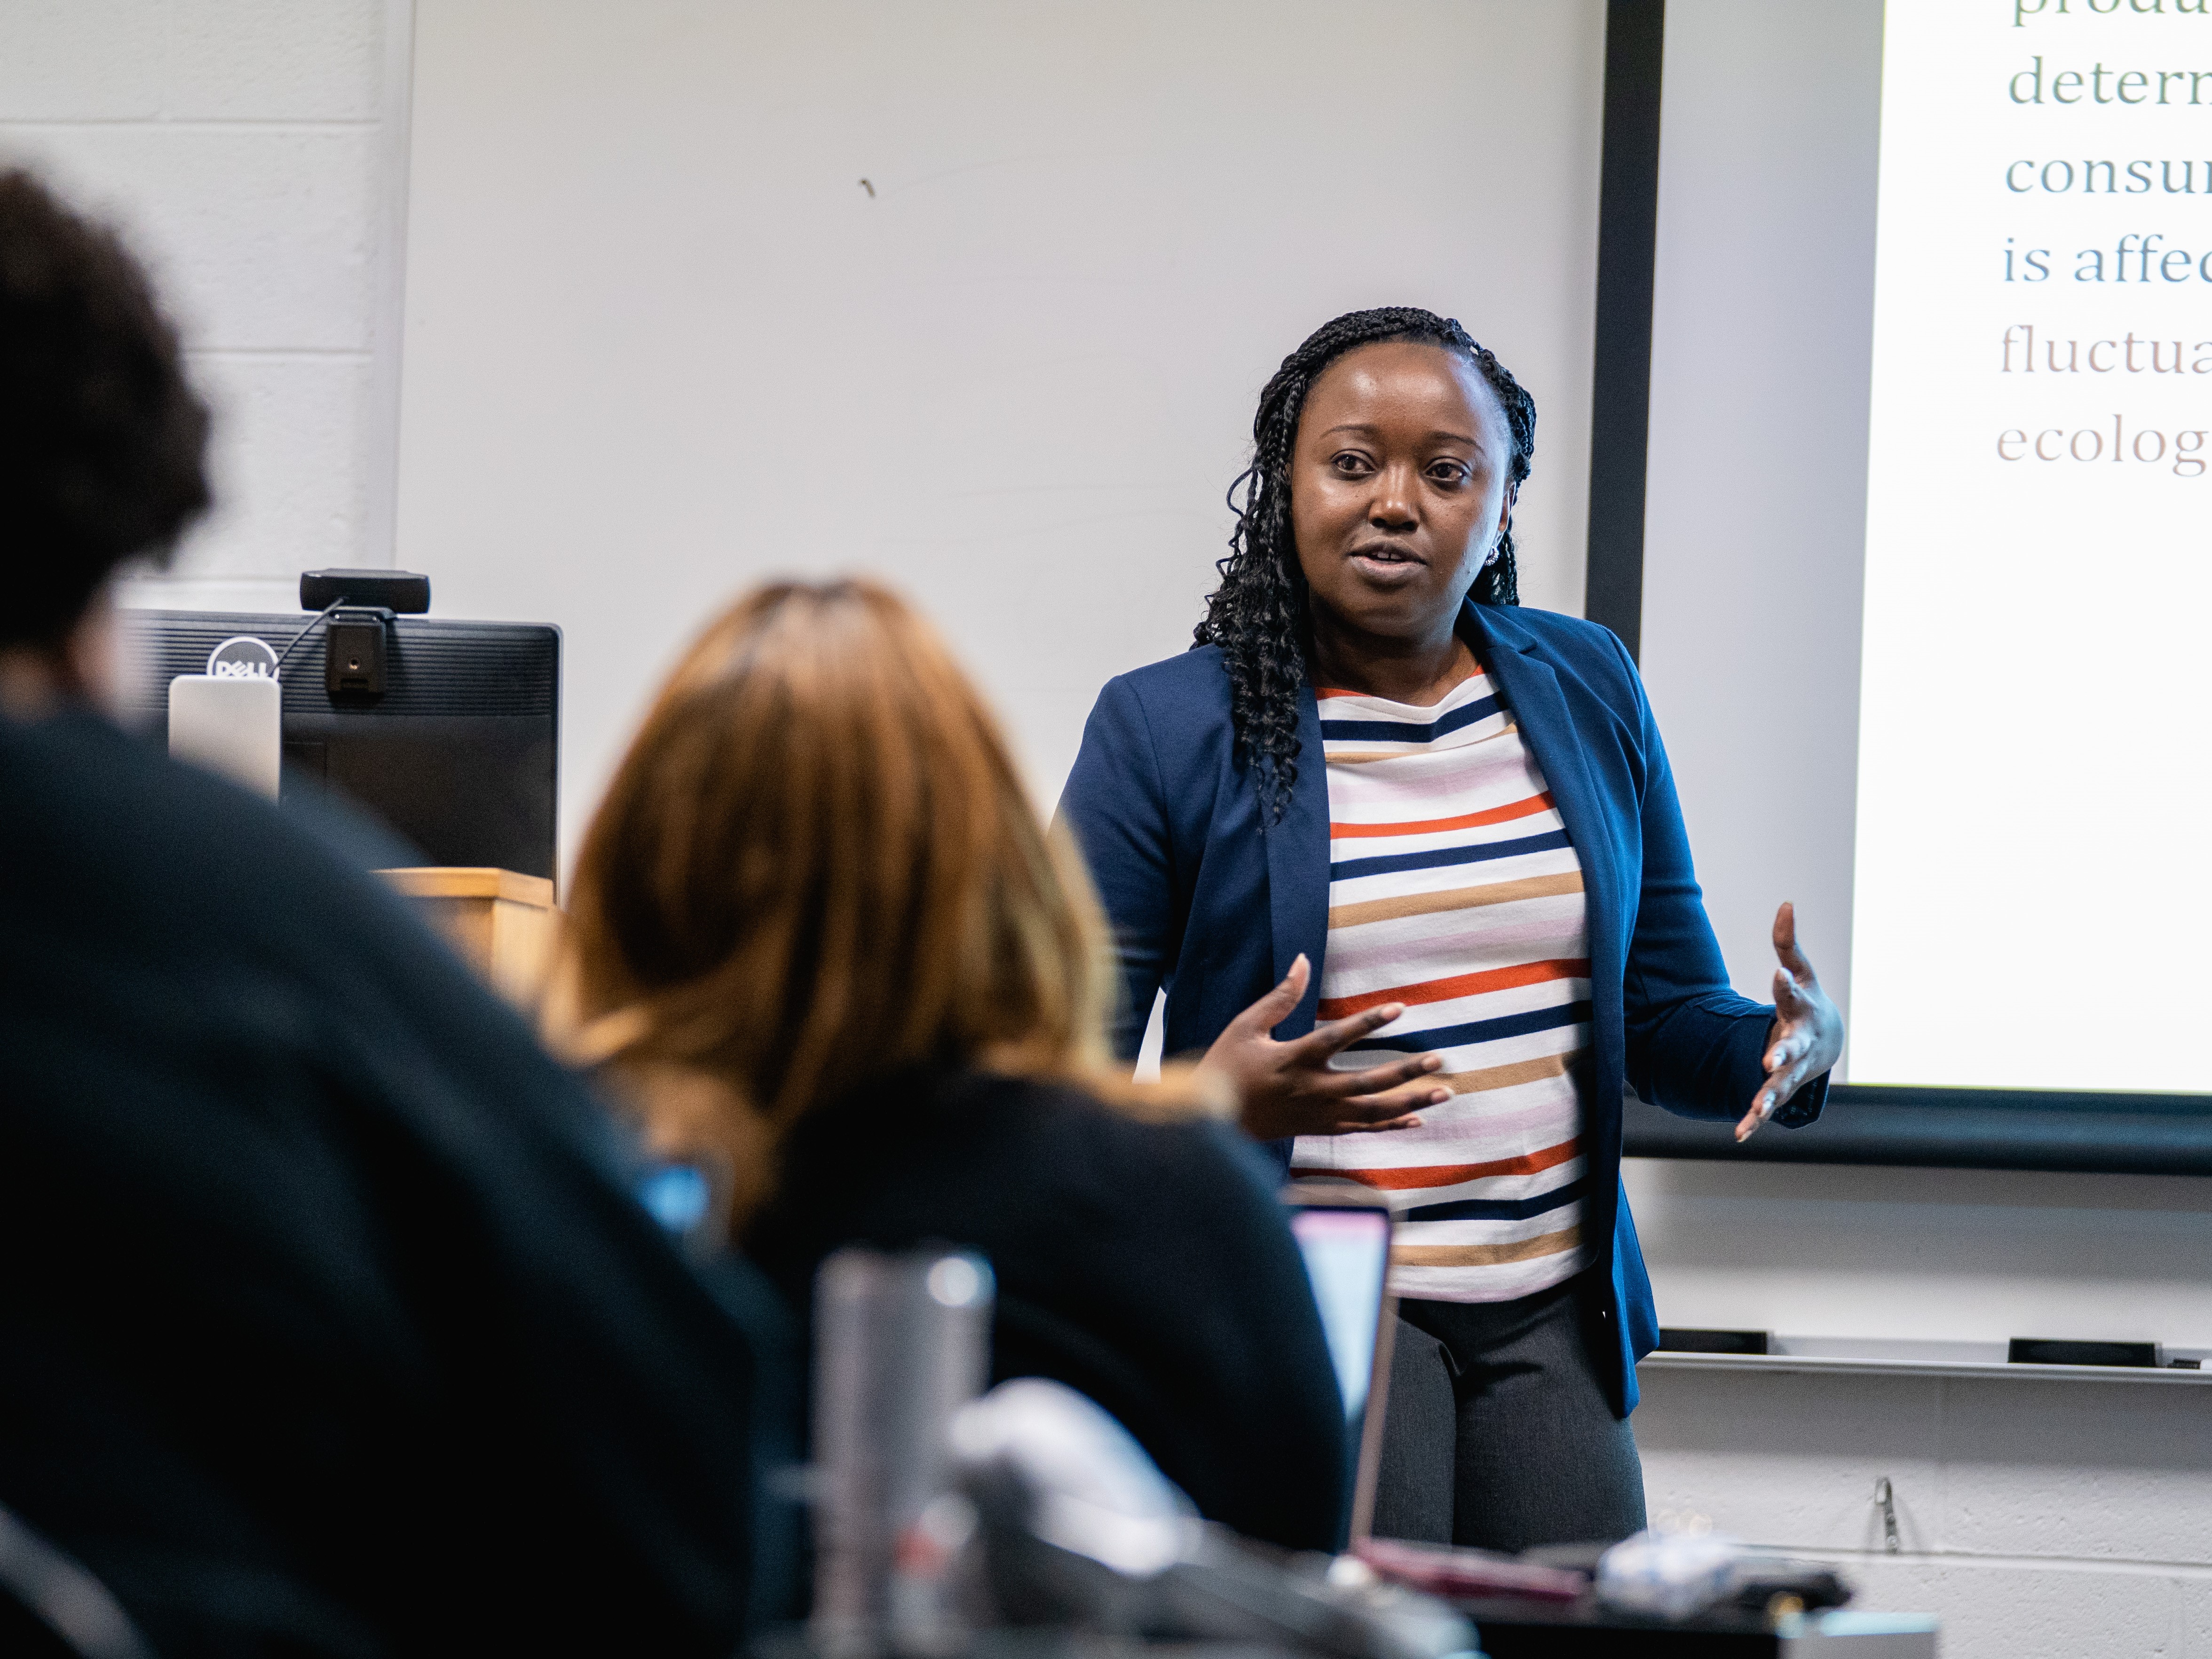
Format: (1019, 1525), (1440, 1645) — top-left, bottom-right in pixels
(1348, 549), (1425, 586)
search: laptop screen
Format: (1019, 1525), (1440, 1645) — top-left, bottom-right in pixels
(1288, 1203), (1393, 1426)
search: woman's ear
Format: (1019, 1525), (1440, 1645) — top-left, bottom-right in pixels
(1477, 489), (1515, 569)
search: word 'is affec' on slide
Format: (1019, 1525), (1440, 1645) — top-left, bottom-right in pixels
(2005, 233), (2212, 283)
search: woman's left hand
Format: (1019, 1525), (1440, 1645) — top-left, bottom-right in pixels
(1736, 901), (1844, 1142)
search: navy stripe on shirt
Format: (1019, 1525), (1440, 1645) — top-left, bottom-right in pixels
(1348, 999), (1593, 1055)
(1404, 1177), (1587, 1224)
(1317, 694), (1502, 746)
(1330, 828), (1572, 884)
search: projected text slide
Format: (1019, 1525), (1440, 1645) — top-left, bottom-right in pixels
(1852, 0), (2212, 1092)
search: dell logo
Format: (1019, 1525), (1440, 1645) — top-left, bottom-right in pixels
(206, 636), (281, 679)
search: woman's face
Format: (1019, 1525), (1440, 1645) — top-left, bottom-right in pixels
(1289, 340), (1515, 646)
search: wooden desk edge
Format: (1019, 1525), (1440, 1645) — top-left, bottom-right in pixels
(378, 866), (556, 908)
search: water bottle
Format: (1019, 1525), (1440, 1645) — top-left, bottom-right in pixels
(811, 1246), (994, 1658)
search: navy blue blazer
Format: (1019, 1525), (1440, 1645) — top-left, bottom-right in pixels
(1056, 599), (1827, 1414)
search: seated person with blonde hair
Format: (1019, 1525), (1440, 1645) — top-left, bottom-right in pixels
(560, 579), (1351, 1550)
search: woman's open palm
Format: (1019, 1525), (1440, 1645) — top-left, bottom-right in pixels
(1201, 955), (1453, 1140)
(1737, 901), (1844, 1141)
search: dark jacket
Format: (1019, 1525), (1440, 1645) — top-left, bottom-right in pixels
(745, 1068), (1351, 1550)
(1056, 599), (1829, 1415)
(0, 711), (798, 1658)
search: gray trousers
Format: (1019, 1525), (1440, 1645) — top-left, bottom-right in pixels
(1369, 1276), (1647, 1552)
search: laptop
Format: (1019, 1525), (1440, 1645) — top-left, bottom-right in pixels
(1282, 1180), (1397, 1547)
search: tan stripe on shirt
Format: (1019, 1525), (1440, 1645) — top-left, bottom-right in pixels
(1328, 869), (1585, 930)
(1392, 1225), (1581, 1268)
(1440, 1049), (1585, 1095)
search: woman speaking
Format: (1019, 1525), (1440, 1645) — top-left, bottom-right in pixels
(1058, 307), (1843, 1551)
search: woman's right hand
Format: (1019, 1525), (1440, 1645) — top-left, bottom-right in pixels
(1200, 954), (1450, 1140)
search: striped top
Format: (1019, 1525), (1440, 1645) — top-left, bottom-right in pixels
(1289, 665), (1592, 1304)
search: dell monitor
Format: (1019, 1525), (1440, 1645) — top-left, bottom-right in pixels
(117, 608), (561, 881)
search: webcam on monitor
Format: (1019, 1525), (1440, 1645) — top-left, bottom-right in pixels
(296, 568), (432, 703)
(299, 568), (430, 614)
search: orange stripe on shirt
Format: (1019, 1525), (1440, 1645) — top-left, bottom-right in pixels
(1314, 674), (1486, 702)
(1330, 790), (1555, 840)
(1319, 956), (1590, 1019)
(1291, 1136), (1580, 1190)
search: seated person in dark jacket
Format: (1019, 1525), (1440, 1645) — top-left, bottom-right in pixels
(0, 167), (796, 1658)
(554, 578), (1351, 1551)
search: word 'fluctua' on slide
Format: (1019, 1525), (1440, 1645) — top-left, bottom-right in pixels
(1853, 1), (2212, 1097)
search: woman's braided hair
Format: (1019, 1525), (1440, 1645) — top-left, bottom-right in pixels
(1193, 307), (1536, 819)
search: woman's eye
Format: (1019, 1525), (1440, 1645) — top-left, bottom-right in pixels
(1429, 462), (1471, 486)
(1331, 452), (1372, 475)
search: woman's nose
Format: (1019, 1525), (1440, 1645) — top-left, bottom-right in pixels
(1369, 469), (1419, 530)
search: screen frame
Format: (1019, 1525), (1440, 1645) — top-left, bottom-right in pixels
(1623, 1086), (2212, 1177)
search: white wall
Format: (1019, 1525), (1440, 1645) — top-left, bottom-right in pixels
(394, 0), (1607, 861)
(1627, 1153), (2212, 1658)
(1631, 8), (2212, 1652)
(1636, 1360), (2212, 1657)
(0, 0), (412, 613)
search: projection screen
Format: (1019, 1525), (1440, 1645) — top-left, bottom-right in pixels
(1627, 0), (2212, 1171)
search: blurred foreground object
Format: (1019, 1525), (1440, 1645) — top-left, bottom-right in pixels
(1596, 1529), (1743, 1620)
(950, 1379), (1479, 1659)
(1592, 1528), (1857, 1623)
(167, 672), (280, 798)
(0, 1500), (153, 1659)
(813, 1248), (995, 1659)
(0, 711), (796, 1652)
(1451, 1532), (1919, 1655)
(1351, 1540), (1581, 1605)
(379, 867), (557, 1005)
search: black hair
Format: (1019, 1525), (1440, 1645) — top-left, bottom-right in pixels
(1193, 306), (1535, 819)
(0, 168), (211, 649)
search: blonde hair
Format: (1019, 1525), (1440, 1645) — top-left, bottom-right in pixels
(556, 579), (1218, 1225)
